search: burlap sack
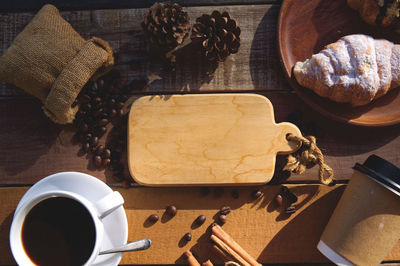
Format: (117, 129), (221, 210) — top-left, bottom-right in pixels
(0, 4), (114, 124)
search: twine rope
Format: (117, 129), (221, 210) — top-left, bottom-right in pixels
(284, 134), (334, 185)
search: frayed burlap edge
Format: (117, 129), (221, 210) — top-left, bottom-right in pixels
(42, 37), (114, 124)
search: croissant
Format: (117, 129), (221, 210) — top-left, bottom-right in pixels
(293, 34), (400, 106)
(348, 0), (400, 30)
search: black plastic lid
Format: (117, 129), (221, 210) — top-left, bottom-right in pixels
(353, 155), (400, 196)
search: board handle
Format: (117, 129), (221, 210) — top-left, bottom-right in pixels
(275, 122), (302, 155)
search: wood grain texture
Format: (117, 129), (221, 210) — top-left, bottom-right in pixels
(128, 94), (301, 186)
(0, 4), (288, 96)
(1, 95), (399, 185)
(1, 185), (400, 265)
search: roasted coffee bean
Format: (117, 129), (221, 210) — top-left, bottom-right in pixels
(108, 98), (116, 106)
(231, 190), (239, 199)
(117, 108), (124, 117)
(195, 215), (206, 225)
(82, 103), (92, 111)
(116, 102), (124, 109)
(96, 126), (107, 137)
(95, 145), (105, 155)
(200, 187), (210, 196)
(81, 94), (91, 103)
(166, 205), (177, 216)
(252, 190), (262, 199)
(97, 79), (104, 89)
(275, 194), (283, 207)
(82, 142), (90, 153)
(102, 148), (111, 159)
(219, 206), (231, 215)
(184, 233), (192, 241)
(79, 123), (89, 133)
(93, 108), (104, 117)
(218, 214), (227, 224)
(90, 136), (99, 147)
(285, 206), (296, 214)
(148, 214), (159, 223)
(94, 155), (102, 167)
(93, 97), (102, 104)
(109, 109), (117, 118)
(102, 158), (111, 167)
(98, 118), (109, 127)
(85, 133), (92, 140)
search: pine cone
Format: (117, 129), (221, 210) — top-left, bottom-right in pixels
(142, 2), (190, 51)
(191, 11), (241, 62)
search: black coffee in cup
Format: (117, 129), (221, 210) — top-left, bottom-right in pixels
(21, 197), (96, 266)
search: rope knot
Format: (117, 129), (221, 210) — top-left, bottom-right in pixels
(284, 134), (334, 185)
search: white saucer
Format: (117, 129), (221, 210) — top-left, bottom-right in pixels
(15, 172), (128, 266)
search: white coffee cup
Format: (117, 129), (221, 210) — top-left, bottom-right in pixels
(9, 188), (124, 265)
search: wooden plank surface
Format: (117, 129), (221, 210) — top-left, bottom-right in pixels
(1, 185), (400, 265)
(0, 4), (287, 96)
(0, 1), (281, 12)
(1, 94), (399, 185)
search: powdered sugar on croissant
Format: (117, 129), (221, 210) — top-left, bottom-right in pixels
(293, 34), (400, 106)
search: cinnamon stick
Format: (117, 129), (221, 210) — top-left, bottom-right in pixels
(212, 244), (234, 262)
(211, 234), (251, 266)
(184, 250), (201, 266)
(212, 224), (261, 266)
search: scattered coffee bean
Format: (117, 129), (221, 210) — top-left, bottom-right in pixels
(195, 215), (206, 225)
(218, 214), (227, 224)
(166, 205), (177, 216)
(275, 194), (283, 207)
(82, 142), (90, 153)
(148, 214), (159, 223)
(231, 190), (239, 199)
(117, 108), (124, 117)
(102, 158), (111, 167)
(80, 123), (89, 133)
(95, 145), (105, 155)
(90, 136), (99, 147)
(109, 109), (117, 118)
(98, 118), (109, 127)
(251, 189), (262, 199)
(285, 206), (296, 214)
(184, 233), (192, 241)
(102, 148), (111, 159)
(94, 155), (102, 167)
(96, 126), (107, 137)
(219, 206), (231, 215)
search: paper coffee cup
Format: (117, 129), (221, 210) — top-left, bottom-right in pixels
(318, 155), (400, 266)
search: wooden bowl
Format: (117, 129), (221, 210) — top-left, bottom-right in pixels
(278, 0), (400, 126)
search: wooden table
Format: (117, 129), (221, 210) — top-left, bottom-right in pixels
(1, 1), (399, 265)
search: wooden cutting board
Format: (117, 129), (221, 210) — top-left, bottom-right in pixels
(127, 94), (301, 186)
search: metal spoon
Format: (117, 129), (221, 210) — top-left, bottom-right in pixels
(99, 238), (151, 255)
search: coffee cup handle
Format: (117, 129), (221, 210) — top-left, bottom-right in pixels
(94, 191), (124, 219)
